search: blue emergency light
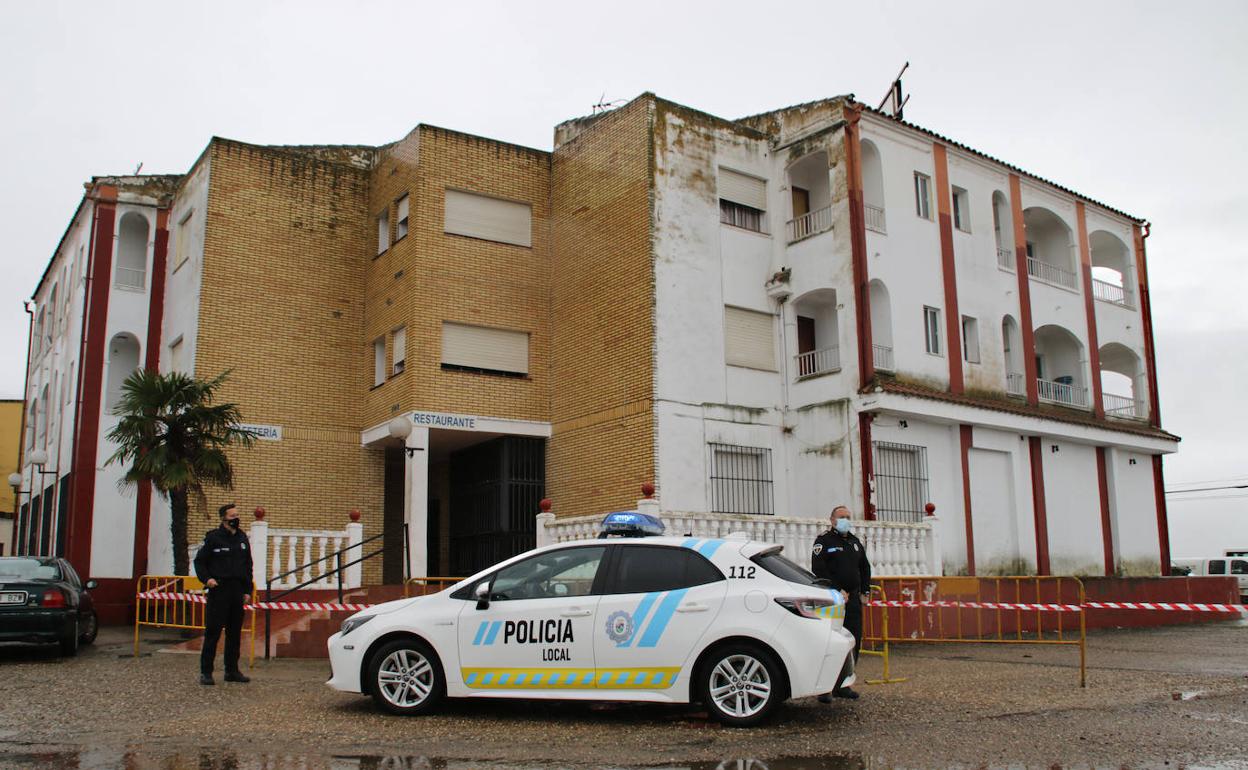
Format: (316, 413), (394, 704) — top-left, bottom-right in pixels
(599, 511), (665, 538)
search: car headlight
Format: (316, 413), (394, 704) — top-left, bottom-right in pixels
(340, 615), (375, 637)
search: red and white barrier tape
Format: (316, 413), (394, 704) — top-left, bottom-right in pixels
(137, 592), (1248, 615)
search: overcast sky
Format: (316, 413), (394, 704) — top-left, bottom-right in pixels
(1, 0), (1244, 556)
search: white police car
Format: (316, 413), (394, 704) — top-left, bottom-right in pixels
(326, 512), (855, 727)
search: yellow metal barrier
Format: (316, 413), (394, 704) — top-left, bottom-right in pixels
(859, 584), (907, 684)
(864, 575), (1086, 687)
(133, 575), (256, 668)
(403, 576), (466, 598)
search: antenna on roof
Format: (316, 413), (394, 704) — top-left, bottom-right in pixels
(591, 93), (626, 115)
(133, 162), (143, 175)
(875, 62), (910, 120)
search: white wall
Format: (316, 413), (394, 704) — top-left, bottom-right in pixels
(1041, 439), (1105, 575)
(1105, 447), (1162, 575)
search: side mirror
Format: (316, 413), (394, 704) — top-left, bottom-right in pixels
(85, 579), (98, 590)
(474, 582), (490, 610)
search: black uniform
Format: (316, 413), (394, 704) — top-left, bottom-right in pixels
(193, 525), (254, 676)
(811, 527), (872, 659)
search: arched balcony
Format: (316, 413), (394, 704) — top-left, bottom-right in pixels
(1002, 315), (1024, 396)
(1099, 343), (1147, 420)
(869, 279), (894, 372)
(116, 212), (149, 291)
(793, 289), (841, 379)
(1023, 207), (1078, 291)
(992, 191), (1014, 270)
(1090, 230), (1135, 309)
(105, 333), (141, 411)
(1034, 324), (1088, 408)
(786, 151), (832, 243)
(861, 140), (886, 234)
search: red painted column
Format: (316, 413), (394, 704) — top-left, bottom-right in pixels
(66, 193), (117, 575)
(1076, 203), (1104, 418)
(1009, 175), (1039, 405)
(933, 144), (964, 393)
(1027, 436), (1051, 575)
(1153, 455), (1171, 575)
(959, 424), (975, 575)
(843, 104), (874, 389)
(859, 413), (875, 519)
(1095, 447), (1114, 575)
(1133, 225), (1162, 428)
(132, 209), (170, 579)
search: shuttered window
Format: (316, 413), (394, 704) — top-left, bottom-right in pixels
(395, 195), (409, 240)
(442, 322), (529, 375)
(373, 337), (386, 386)
(724, 306), (776, 371)
(444, 189), (532, 247)
(392, 327), (406, 375)
(377, 210), (390, 255)
(719, 169), (767, 210)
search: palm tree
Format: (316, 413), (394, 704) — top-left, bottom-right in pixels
(106, 370), (257, 576)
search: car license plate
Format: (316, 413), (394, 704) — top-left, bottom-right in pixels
(0, 592), (27, 604)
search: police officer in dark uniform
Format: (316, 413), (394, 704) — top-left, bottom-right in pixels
(193, 503), (254, 685)
(811, 504), (871, 700)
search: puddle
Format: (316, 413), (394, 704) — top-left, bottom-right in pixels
(0, 750), (1243, 770)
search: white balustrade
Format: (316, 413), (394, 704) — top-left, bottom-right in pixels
(536, 506), (941, 577)
(873, 344), (894, 372)
(1026, 257), (1079, 291)
(1092, 278), (1133, 308)
(794, 346), (841, 379)
(864, 204), (886, 234)
(997, 247), (1015, 271)
(787, 205), (833, 243)
(1103, 392), (1146, 420)
(1006, 371), (1025, 396)
(1037, 377), (1089, 408)
(246, 518), (364, 590)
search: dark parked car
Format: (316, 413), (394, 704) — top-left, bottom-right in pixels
(0, 556), (98, 656)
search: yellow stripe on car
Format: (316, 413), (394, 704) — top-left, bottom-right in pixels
(461, 666), (681, 689)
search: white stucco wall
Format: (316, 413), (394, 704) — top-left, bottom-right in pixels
(1105, 447), (1162, 575)
(1041, 439), (1105, 576)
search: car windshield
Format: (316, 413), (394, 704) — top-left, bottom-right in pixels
(0, 558), (61, 582)
(752, 550), (825, 587)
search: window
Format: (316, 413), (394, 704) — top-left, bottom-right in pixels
(952, 187), (970, 232)
(391, 326), (406, 376)
(1208, 560), (1226, 575)
(395, 194), (409, 241)
(709, 442), (774, 515)
(961, 316), (980, 364)
(718, 168), (767, 233)
(441, 322), (529, 376)
(444, 190), (532, 247)
(47, 286), (57, 343)
(723, 306), (776, 371)
(753, 550), (821, 587)
(872, 441), (930, 523)
(924, 306), (942, 356)
(487, 546), (606, 601)
(174, 210), (193, 272)
(376, 209), (390, 255)
(605, 546), (723, 595)
(1231, 560), (1248, 575)
(116, 212), (148, 290)
(914, 173), (932, 220)
(169, 337), (186, 374)
(373, 336), (385, 387)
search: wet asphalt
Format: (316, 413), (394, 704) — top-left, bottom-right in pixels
(0, 622), (1245, 769)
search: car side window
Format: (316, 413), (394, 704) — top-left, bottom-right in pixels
(1231, 560), (1248, 575)
(604, 545), (724, 595)
(1209, 560), (1226, 575)
(60, 560), (81, 587)
(488, 546), (606, 601)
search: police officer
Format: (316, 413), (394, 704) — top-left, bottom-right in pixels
(193, 503), (254, 685)
(811, 504), (871, 701)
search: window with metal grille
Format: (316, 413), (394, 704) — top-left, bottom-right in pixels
(709, 443), (774, 515)
(872, 441), (929, 523)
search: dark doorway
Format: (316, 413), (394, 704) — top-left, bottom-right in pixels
(427, 497), (442, 577)
(56, 475), (71, 557)
(449, 436), (545, 576)
(382, 447), (406, 584)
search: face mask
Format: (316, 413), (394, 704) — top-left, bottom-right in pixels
(835, 518), (852, 534)
(225, 518), (240, 529)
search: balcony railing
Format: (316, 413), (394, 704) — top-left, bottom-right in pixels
(1006, 371), (1025, 396)
(795, 346), (841, 379)
(1103, 392), (1147, 420)
(1092, 278), (1134, 308)
(787, 205), (832, 243)
(115, 267), (146, 290)
(865, 204), (886, 234)
(997, 246), (1015, 271)
(1037, 377), (1088, 408)
(873, 344), (894, 372)
(1026, 257), (1079, 291)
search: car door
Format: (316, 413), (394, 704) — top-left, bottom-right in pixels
(457, 545), (606, 692)
(593, 543), (727, 693)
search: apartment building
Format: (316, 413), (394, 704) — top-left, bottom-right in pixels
(12, 92), (1177, 620)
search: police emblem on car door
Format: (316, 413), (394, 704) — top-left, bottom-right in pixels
(457, 546), (605, 691)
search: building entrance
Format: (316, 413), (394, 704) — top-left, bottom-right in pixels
(447, 436), (545, 576)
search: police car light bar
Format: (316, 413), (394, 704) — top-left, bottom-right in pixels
(599, 511), (665, 538)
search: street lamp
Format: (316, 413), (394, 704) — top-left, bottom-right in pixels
(387, 417), (425, 457)
(8, 472), (29, 556)
(27, 450), (58, 557)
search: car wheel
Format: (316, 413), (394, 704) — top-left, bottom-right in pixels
(367, 638), (445, 716)
(700, 644), (783, 727)
(59, 620), (79, 657)
(78, 611), (99, 645)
